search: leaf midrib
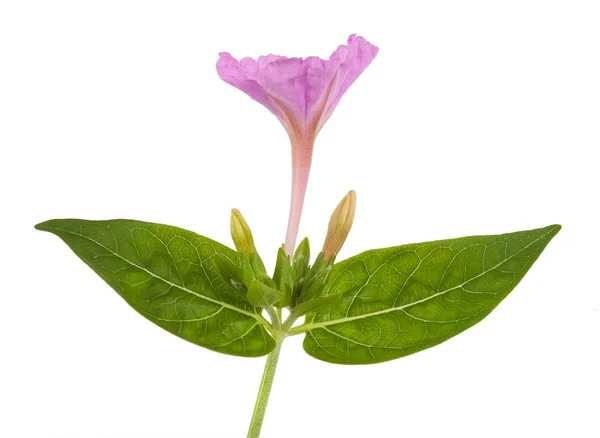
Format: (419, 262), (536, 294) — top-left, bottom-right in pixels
(48, 225), (269, 327)
(290, 226), (557, 335)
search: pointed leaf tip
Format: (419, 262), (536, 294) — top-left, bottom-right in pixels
(34, 219), (54, 231)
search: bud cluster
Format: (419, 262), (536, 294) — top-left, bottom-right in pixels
(217, 191), (356, 316)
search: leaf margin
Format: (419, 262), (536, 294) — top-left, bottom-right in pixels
(295, 224), (561, 364)
(35, 218), (276, 357)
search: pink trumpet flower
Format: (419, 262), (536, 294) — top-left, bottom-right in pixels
(216, 34), (378, 255)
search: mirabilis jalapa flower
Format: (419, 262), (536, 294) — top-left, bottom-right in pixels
(34, 31), (561, 438)
(217, 34), (378, 255)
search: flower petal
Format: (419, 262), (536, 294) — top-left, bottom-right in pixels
(317, 35), (379, 131)
(216, 52), (292, 132)
(255, 56), (307, 134)
(304, 56), (340, 131)
(216, 35), (378, 137)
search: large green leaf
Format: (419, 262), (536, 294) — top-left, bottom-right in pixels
(299, 225), (560, 364)
(36, 219), (275, 357)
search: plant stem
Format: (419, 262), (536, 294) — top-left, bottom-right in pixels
(265, 306), (281, 330)
(247, 335), (285, 438)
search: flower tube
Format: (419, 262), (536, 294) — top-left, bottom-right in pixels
(217, 34), (378, 254)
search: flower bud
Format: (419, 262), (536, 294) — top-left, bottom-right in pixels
(230, 208), (256, 257)
(322, 190), (356, 261)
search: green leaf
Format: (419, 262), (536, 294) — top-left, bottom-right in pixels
(299, 225), (560, 364)
(247, 280), (284, 307)
(272, 247), (293, 308)
(35, 219), (275, 357)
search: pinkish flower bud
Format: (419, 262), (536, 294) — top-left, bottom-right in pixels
(322, 190), (356, 261)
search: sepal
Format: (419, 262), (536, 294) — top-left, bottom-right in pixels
(214, 254), (246, 292)
(273, 246), (293, 308)
(292, 237), (310, 285)
(247, 280), (284, 307)
(294, 252), (334, 305)
(290, 294), (340, 317)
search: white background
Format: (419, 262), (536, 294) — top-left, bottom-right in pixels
(1, 1), (598, 437)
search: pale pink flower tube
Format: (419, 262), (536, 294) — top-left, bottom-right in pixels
(216, 35), (378, 255)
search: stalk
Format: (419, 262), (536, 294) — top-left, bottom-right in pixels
(247, 336), (285, 438)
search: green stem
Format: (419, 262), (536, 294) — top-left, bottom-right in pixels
(247, 335), (285, 438)
(265, 306), (281, 330)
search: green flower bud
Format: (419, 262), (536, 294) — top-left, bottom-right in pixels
(230, 208), (256, 257)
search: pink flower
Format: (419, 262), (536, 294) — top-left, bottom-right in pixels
(217, 34), (378, 255)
